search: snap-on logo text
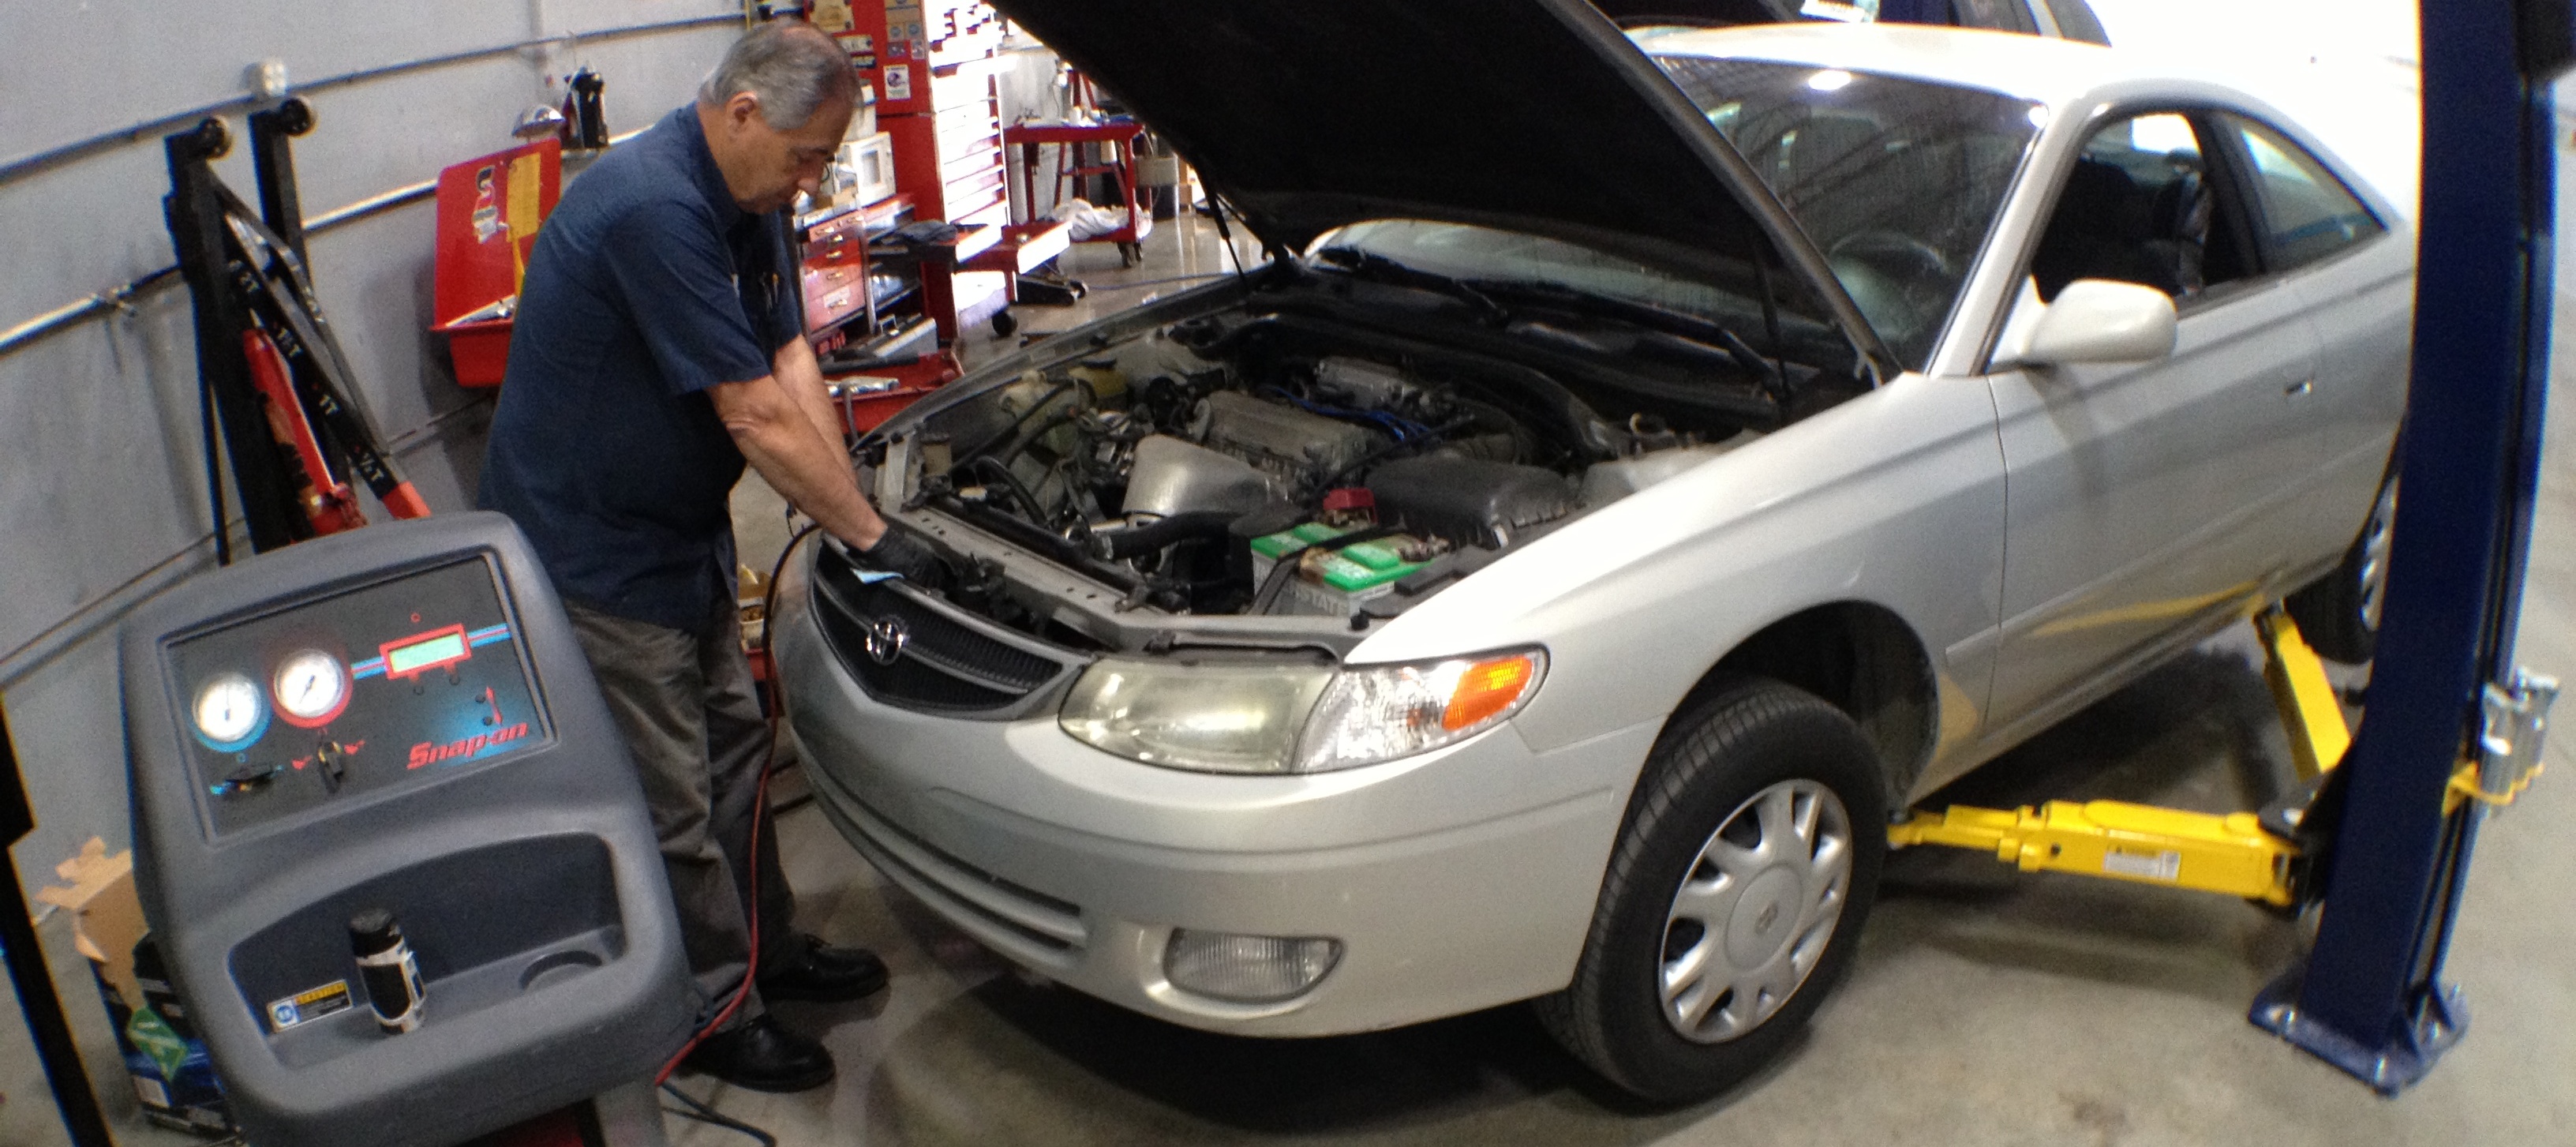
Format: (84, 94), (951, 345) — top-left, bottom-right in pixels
(407, 722), (530, 769)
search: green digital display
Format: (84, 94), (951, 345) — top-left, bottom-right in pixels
(387, 632), (468, 676)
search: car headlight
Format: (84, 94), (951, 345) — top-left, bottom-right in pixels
(1059, 658), (1335, 774)
(1059, 648), (1545, 774)
(1293, 649), (1546, 773)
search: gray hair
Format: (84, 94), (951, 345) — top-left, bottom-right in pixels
(698, 22), (859, 130)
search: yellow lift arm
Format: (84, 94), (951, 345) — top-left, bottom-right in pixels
(1888, 607), (2349, 907)
(1889, 800), (2301, 905)
(1890, 607), (2551, 905)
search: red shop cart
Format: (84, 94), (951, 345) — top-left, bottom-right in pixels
(1005, 120), (1151, 267)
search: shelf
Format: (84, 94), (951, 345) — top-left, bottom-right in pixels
(962, 220), (1073, 277)
(871, 280), (919, 312)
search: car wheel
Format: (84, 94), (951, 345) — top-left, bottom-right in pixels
(2286, 471), (2398, 664)
(1536, 677), (1886, 1102)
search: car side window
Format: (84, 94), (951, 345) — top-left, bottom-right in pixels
(2029, 112), (2254, 303)
(1948, 0), (2039, 35)
(2040, 0), (2112, 43)
(2224, 115), (2387, 272)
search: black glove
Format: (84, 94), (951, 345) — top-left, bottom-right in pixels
(858, 530), (947, 587)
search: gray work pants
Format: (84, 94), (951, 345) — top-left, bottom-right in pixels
(565, 595), (795, 1030)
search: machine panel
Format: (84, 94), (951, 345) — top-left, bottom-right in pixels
(125, 513), (691, 1147)
(163, 556), (552, 839)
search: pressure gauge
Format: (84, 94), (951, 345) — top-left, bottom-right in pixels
(272, 650), (350, 726)
(193, 673), (268, 751)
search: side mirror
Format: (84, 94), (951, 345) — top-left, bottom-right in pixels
(2006, 279), (2178, 367)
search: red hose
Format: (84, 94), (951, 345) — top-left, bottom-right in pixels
(654, 525), (820, 1085)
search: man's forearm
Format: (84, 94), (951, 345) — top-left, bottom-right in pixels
(773, 336), (848, 452)
(737, 420), (887, 549)
(719, 376), (888, 550)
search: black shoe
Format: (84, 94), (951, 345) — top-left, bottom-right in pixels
(680, 1015), (835, 1093)
(758, 934), (889, 1003)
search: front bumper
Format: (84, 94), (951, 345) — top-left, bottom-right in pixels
(773, 568), (1657, 1036)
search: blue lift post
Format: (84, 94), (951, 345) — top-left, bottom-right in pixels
(2248, 0), (2573, 1093)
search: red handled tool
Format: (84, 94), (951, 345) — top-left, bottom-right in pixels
(163, 100), (430, 562)
(242, 328), (367, 536)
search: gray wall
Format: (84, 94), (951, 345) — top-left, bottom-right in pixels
(0, 0), (750, 889)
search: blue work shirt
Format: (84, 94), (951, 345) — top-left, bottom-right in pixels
(478, 105), (805, 631)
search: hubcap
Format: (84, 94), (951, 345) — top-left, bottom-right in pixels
(1657, 779), (1854, 1044)
(2357, 479), (2399, 632)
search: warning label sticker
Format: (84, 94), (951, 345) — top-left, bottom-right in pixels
(265, 980), (354, 1033)
(2102, 847), (2184, 883)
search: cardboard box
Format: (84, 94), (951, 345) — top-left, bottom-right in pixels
(37, 839), (237, 1138)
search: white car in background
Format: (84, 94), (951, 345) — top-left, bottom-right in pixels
(775, 0), (2409, 1100)
(1595, 0), (2114, 43)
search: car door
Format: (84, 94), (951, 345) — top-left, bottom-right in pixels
(2218, 112), (2410, 555)
(1982, 110), (2329, 731)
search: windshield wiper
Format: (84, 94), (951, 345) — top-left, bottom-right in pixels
(1311, 246), (1510, 325)
(1309, 249), (1788, 402)
(1464, 279), (1786, 401)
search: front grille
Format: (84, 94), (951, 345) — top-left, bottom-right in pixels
(812, 550), (1076, 714)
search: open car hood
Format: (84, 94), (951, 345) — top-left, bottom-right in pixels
(989, 0), (1896, 377)
(1588, 0), (1803, 27)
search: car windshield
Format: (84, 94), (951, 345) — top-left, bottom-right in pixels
(1653, 55), (2042, 367)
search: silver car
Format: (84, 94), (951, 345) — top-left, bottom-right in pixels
(773, 0), (2408, 1101)
(1593, 0), (2114, 45)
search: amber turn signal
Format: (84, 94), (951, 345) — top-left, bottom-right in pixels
(1443, 654), (1538, 731)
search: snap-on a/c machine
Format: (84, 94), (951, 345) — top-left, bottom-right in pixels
(122, 512), (693, 1147)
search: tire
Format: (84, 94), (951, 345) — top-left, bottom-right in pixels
(2285, 472), (2398, 664)
(990, 309), (1020, 338)
(1536, 677), (1886, 1103)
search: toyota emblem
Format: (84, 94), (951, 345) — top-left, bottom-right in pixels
(863, 615), (909, 665)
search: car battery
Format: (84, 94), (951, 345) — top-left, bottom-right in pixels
(1249, 522), (1432, 616)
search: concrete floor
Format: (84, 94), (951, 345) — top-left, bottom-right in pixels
(8, 210), (2571, 1142)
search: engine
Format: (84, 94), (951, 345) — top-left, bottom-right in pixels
(903, 332), (1749, 624)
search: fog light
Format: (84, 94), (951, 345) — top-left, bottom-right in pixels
(1162, 929), (1342, 1003)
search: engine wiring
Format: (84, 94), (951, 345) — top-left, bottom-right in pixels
(1258, 384), (1436, 443)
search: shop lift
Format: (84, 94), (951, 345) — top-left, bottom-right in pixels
(1886, 0), (2574, 1094)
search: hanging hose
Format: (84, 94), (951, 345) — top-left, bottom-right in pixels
(661, 1082), (779, 1146)
(653, 523), (825, 1087)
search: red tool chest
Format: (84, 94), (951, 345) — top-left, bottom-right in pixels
(821, 0), (1008, 121)
(822, 0), (1011, 223)
(817, 0), (1015, 336)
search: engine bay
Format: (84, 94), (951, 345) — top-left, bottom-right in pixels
(861, 274), (1868, 647)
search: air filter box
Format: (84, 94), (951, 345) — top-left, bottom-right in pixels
(1367, 457), (1575, 548)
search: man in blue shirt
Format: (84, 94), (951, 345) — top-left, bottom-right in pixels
(480, 21), (938, 1093)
